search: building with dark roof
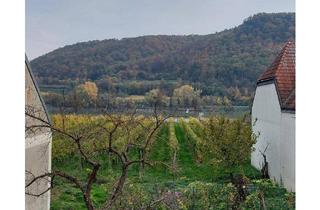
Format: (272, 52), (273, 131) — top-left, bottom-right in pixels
(251, 41), (295, 191)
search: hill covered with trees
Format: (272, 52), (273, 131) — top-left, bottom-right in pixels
(30, 12), (295, 106)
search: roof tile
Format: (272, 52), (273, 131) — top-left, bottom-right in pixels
(257, 41), (295, 111)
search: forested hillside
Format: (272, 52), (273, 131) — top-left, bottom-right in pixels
(31, 12), (295, 104)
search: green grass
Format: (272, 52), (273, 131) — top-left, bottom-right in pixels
(50, 122), (284, 209)
(174, 123), (213, 182)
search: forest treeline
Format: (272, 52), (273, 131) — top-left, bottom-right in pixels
(31, 13), (295, 106)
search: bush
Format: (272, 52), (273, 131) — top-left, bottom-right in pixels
(182, 181), (237, 210)
(203, 116), (256, 174)
(239, 179), (295, 210)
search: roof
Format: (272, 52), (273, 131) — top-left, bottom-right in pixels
(257, 41), (295, 111)
(25, 54), (51, 124)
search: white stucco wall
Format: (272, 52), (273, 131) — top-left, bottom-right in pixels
(25, 133), (52, 210)
(251, 83), (295, 192)
(279, 112), (295, 191)
(251, 83), (282, 182)
(25, 63), (52, 210)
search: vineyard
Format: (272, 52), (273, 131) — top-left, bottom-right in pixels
(50, 115), (295, 210)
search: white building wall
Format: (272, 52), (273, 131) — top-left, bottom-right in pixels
(25, 133), (52, 210)
(251, 83), (282, 183)
(280, 112), (295, 191)
(251, 83), (295, 192)
(25, 63), (52, 210)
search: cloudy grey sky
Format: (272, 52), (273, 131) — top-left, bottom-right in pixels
(26, 0), (295, 60)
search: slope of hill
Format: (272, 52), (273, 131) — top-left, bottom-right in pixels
(30, 12), (295, 99)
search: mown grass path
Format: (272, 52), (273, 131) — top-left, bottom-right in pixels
(174, 123), (213, 183)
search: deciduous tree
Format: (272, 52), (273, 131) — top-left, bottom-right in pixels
(25, 104), (169, 210)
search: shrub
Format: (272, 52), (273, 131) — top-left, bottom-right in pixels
(203, 116), (257, 175)
(182, 181), (237, 210)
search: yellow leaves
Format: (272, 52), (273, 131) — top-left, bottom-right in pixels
(173, 85), (196, 97)
(203, 116), (256, 169)
(188, 117), (205, 138)
(223, 96), (231, 106)
(78, 81), (98, 101)
(51, 114), (163, 159)
(145, 88), (169, 106)
(172, 85), (201, 107)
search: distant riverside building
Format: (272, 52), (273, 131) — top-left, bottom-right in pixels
(25, 55), (52, 209)
(251, 42), (295, 192)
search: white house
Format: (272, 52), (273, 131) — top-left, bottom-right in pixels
(251, 41), (295, 192)
(25, 55), (52, 210)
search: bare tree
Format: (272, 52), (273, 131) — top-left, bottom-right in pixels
(259, 144), (270, 179)
(25, 103), (170, 210)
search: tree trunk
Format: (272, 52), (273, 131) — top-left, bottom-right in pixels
(261, 154), (270, 179)
(139, 149), (144, 179)
(104, 166), (128, 209)
(83, 192), (94, 210)
(78, 150), (83, 170)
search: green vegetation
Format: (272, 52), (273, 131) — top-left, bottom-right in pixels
(203, 116), (257, 176)
(50, 115), (294, 209)
(32, 13), (295, 106)
(179, 118), (205, 163)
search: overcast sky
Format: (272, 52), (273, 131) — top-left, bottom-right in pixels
(26, 0), (295, 60)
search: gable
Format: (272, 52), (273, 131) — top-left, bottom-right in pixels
(257, 41), (295, 111)
(25, 55), (51, 134)
(252, 82), (281, 123)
